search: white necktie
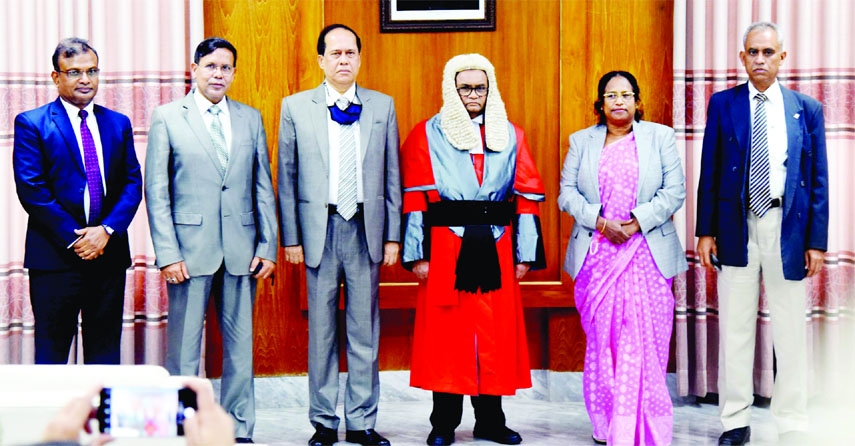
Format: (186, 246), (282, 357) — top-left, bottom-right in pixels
(336, 98), (358, 220)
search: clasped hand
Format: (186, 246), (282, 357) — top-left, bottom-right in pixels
(72, 226), (110, 260)
(599, 217), (640, 245)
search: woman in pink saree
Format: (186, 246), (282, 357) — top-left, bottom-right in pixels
(558, 71), (688, 445)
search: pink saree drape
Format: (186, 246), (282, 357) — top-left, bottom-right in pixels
(575, 134), (674, 445)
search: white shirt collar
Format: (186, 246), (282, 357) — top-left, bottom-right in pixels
(748, 79), (783, 105)
(193, 88), (229, 115)
(325, 81), (359, 107)
(59, 97), (94, 119)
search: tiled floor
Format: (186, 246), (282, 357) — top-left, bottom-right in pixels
(250, 394), (855, 445)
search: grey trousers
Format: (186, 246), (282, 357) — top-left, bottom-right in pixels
(307, 213), (381, 430)
(165, 263), (256, 438)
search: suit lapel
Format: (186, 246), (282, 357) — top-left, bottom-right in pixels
(730, 84), (751, 160)
(92, 105), (112, 184)
(356, 85), (373, 162)
(310, 85), (331, 172)
(586, 126), (607, 197)
(227, 100), (248, 180)
(181, 92), (224, 178)
(634, 121), (652, 196)
(50, 99), (86, 176)
(781, 87), (804, 215)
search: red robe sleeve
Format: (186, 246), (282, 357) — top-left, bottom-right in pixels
(512, 125), (545, 215)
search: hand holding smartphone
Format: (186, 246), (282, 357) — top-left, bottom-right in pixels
(67, 234), (84, 250)
(98, 385), (197, 437)
(710, 253), (723, 271)
(251, 260), (274, 282)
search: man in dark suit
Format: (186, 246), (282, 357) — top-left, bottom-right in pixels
(278, 23), (401, 446)
(696, 22), (829, 446)
(145, 37), (277, 444)
(13, 37), (142, 365)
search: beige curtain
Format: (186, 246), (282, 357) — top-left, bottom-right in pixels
(673, 0), (855, 398)
(0, 0), (203, 365)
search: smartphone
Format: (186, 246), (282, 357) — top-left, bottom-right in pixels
(97, 386), (197, 437)
(710, 253), (723, 271)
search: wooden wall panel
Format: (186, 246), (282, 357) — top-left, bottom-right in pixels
(203, 0), (673, 376)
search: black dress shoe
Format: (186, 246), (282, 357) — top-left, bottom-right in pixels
(235, 438), (254, 444)
(719, 426), (751, 445)
(592, 435), (606, 445)
(473, 426), (523, 445)
(309, 426), (338, 446)
(427, 429), (455, 445)
(345, 429), (391, 446)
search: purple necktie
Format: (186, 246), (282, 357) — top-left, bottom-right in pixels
(79, 109), (103, 224)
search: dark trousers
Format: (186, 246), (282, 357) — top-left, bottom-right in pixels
(29, 268), (125, 364)
(430, 392), (506, 433)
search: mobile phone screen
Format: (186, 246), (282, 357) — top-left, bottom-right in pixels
(98, 386), (197, 437)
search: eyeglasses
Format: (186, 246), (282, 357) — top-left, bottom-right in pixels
(603, 91), (635, 102)
(203, 64), (234, 75)
(57, 68), (100, 79)
(457, 85), (488, 97)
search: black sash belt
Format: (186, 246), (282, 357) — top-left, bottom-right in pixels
(426, 200), (513, 294)
(426, 200), (514, 227)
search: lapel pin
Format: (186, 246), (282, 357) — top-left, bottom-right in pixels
(793, 113), (800, 119)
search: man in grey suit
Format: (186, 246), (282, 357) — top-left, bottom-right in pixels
(145, 37), (277, 444)
(278, 24), (401, 446)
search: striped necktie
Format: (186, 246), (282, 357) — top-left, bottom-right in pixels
(336, 97), (358, 220)
(79, 110), (103, 224)
(748, 92), (772, 217)
(208, 104), (228, 175)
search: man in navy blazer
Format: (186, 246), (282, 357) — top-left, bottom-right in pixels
(696, 22), (828, 445)
(13, 38), (142, 364)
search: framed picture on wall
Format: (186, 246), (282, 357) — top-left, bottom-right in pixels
(380, 0), (496, 33)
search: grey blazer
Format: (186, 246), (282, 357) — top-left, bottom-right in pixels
(145, 93), (278, 276)
(277, 84), (402, 268)
(558, 120), (688, 279)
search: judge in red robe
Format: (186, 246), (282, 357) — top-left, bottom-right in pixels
(400, 54), (546, 446)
